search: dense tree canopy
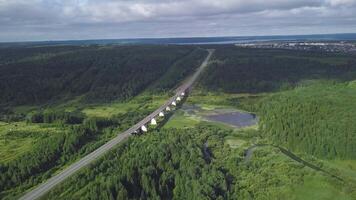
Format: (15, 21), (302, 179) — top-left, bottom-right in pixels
(200, 46), (356, 93)
(0, 45), (206, 105)
(0, 44), (209, 197)
(258, 82), (356, 159)
(42, 126), (317, 200)
(1, 44), (356, 199)
(0, 107), (155, 199)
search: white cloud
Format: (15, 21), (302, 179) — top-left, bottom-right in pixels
(0, 0), (355, 41)
(327, 0), (356, 6)
(66, 0), (325, 22)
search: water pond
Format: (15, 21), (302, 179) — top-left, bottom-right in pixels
(205, 111), (258, 128)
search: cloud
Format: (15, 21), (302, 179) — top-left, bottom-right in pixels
(54, 0), (326, 22)
(0, 0), (355, 41)
(327, 0), (356, 6)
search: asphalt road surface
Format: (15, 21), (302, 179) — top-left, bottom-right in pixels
(19, 49), (214, 200)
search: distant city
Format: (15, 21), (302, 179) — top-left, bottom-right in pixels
(235, 41), (356, 53)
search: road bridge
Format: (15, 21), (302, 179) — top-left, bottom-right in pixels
(19, 49), (214, 200)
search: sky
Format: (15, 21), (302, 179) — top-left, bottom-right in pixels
(0, 0), (356, 42)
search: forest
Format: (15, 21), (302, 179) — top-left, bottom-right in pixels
(258, 81), (356, 159)
(0, 44), (208, 198)
(1, 44), (356, 199)
(198, 45), (356, 160)
(42, 126), (230, 200)
(40, 124), (356, 200)
(199, 46), (356, 93)
(0, 45), (206, 106)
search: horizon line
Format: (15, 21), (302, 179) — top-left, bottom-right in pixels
(1, 32), (356, 44)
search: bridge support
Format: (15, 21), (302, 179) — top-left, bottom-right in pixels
(141, 125), (147, 132)
(171, 101), (176, 106)
(166, 106), (171, 111)
(159, 112), (164, 117)
(150, 118), (157, 125)
(131, 130), (138, 135)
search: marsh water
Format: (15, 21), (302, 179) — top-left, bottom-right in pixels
(181, 104), (258, 128)
(205, 111), (258, 127)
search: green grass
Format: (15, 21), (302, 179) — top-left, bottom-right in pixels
(223, 125), (259, 148)
(0, 122), (64, 163)
(82, 94), (169, 118)
(0, 137), (34, 163)
(242, 144), (356, 200)
(82, 101), (139, 118)
(324, 160), (356, 181)
(187, 91), (266, 113)
(11, 105), (37, 113)
(348, 80), (356, 89)
(162, 108), (247, 130)
(187, 91), (243, 108)
(163, 110), (200, 129)
(22, 92), (170, 119)
(224, 136), (247, 148)
(291, 175), (354, 200)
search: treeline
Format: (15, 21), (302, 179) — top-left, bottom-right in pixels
(40, 124), (328, 200)
(150, 48), (208, 92)
(0, 128), (84, 194)
(27, 110), (85, 124)
(0, 45), (201, 106)
(0, 118), (106, 195)
(43, 126), (231, 200)
(258, 82), (356, 159)
(0, 107), (155, 198)
(0, 113), (25, 122)
(199, 46), (356, 93)
(0, 45), (88, 65)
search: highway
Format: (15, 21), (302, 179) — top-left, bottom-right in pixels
(19, 49), (214, 200)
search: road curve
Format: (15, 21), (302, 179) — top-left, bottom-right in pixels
(19, 49), (214, 200)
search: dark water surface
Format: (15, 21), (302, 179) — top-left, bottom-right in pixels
(205, 111), (257, 127)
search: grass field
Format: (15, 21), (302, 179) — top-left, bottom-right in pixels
(291, 175), (354, 200)
(0, 122), (65, 163)
(187, 91), (245, 109)
(11, 92), (171, 119)
(82, 93), (169, 118)
(163, 110), (200, 129)
(187, 91), (266, 113)
(82, 101), (140, 118)
(324, 160), (356, 181)
(246, 146), (356, 200)
(224, 135), (247, 148)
